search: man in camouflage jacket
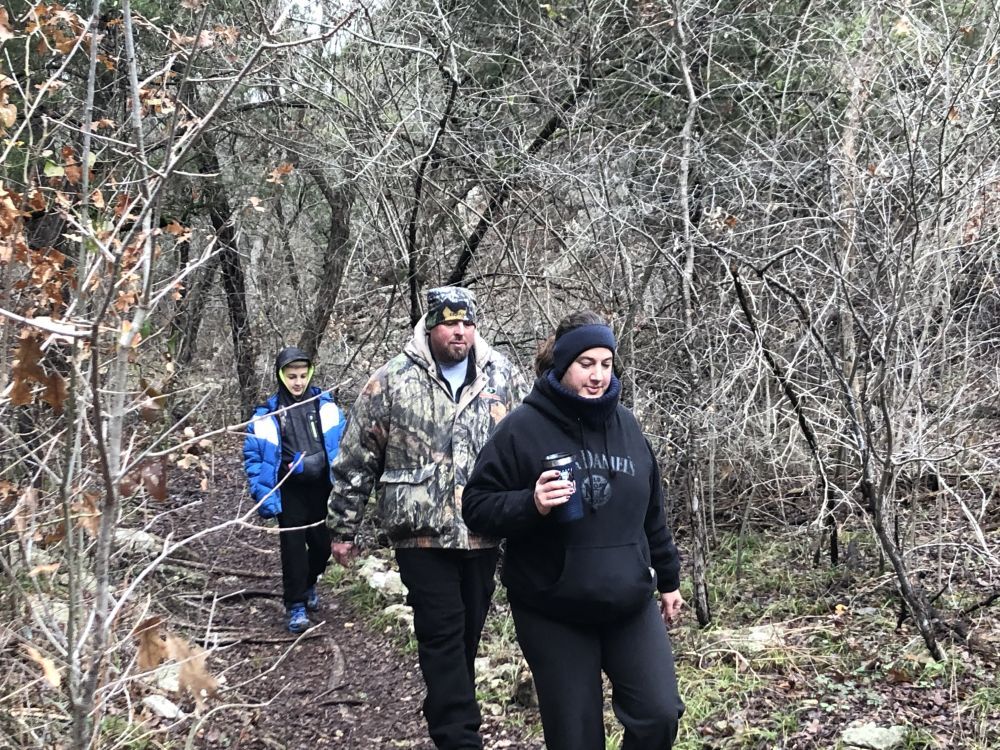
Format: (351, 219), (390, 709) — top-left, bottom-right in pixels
(328, 286), (526, 750)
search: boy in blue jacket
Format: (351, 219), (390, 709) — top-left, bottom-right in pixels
(244, 346), (345, 633)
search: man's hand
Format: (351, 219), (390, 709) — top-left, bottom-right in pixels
(331, 541), (356, 567)
(659, 590), (685, 627)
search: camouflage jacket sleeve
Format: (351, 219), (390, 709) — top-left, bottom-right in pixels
(507, 365), (530, 411)
(327, 368), (390, 541)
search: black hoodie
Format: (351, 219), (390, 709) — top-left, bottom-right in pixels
(462, 372), (681, 624)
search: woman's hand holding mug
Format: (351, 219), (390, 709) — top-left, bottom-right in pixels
(533, 470), (576, 516)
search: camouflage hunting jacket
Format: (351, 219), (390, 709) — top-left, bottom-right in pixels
(328, 318), (527, 549)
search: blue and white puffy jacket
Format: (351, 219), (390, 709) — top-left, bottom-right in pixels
(243, 387), (345, 517)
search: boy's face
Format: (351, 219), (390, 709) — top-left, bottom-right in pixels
(281, 363), (311, 397)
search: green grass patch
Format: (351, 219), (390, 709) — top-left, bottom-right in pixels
(672, 661), (765, 750)
(100, 715), (165, 750)
(963, 684), (1000, 733)
(904, 727), (941, 749)
(703, 530), (845, 622)
(476, 601), (534, 717)
(321, 561), (352, 591)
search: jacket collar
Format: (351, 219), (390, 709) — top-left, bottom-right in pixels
(259, 386), (325, 416)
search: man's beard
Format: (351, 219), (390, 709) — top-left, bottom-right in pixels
(436, 341), (469, 364)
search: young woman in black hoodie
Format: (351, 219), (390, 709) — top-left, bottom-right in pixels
(462, 311), (684, 750)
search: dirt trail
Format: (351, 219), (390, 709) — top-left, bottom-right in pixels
(149, 437), (543, 749)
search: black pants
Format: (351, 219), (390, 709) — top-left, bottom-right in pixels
(511, 599), (683, 750)
(277, 482), (331, 608)
(395, 547), (499, 750)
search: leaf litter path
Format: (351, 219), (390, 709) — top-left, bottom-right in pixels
(150, 440), (543, 749)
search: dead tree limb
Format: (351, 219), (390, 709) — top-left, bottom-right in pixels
(446, 70), (593, 286)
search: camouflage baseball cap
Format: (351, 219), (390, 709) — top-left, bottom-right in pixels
(425, 286), (477, 330)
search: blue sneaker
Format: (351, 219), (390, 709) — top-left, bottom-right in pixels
(305, 586), (320, 612)
(287, 604), (309, 634)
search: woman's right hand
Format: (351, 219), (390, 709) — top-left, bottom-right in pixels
(533, 470), (576, 516)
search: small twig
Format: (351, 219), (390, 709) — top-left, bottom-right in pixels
(162, 557), (275, 579)
(960, 590), (1000, 617)
(200, 589), (281, 602)
(317, 696), (366, 707)
(198, 628), (327, 647)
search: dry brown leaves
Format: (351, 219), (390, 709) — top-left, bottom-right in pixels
(8, 328), (69, 413)
(135, 616), (169, 671)
(266, 162), (294, 185)
(134, 617), (219, 710)
(70, 492), (101, 537)
(119, 457), (168, 502)
(0, 71), (17, 129)
(22, 644), (61, 689)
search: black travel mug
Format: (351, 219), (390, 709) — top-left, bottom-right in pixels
(541, 452), (584, 523)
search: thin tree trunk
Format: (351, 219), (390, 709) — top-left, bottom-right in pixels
(862, 464), (945, 660)
(673, 1), (711, 627)
(213, 205), (258, 418)
(173, 254), (221, 365)
(299, 168), (354, 359)
(618, 245), (661, 403)
(74, 3), (154, 742)
(192, 136), (258, 416)
(405, 62), (458, 325)
(825, 9), (870, 568)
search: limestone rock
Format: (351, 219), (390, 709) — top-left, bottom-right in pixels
(711, 623), (787, 654)
(153, 663), (180, 693)
(356, 556), (407, 599)
(114, 529), (159, 553)
(381, 603), (414, 632)
(841, 723), (908, 749)
(356, 555), (387, 579)
(143, 694), (184, 720)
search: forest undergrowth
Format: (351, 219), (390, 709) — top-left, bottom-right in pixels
(311, 483), (1000, 749)
(667, 518), (1000, 750)
(3, 436), (998, 750)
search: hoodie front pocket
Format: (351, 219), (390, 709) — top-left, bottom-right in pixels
(378, 464), (444, 538)
(548, 543), (653, 616)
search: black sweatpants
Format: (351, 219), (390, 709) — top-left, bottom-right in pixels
(511, 599), (683, 750)
(395, 547), (499, 750)
(277, 482), (331, 608)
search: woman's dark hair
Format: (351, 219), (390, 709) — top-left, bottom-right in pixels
(534, 310), (608, 376)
